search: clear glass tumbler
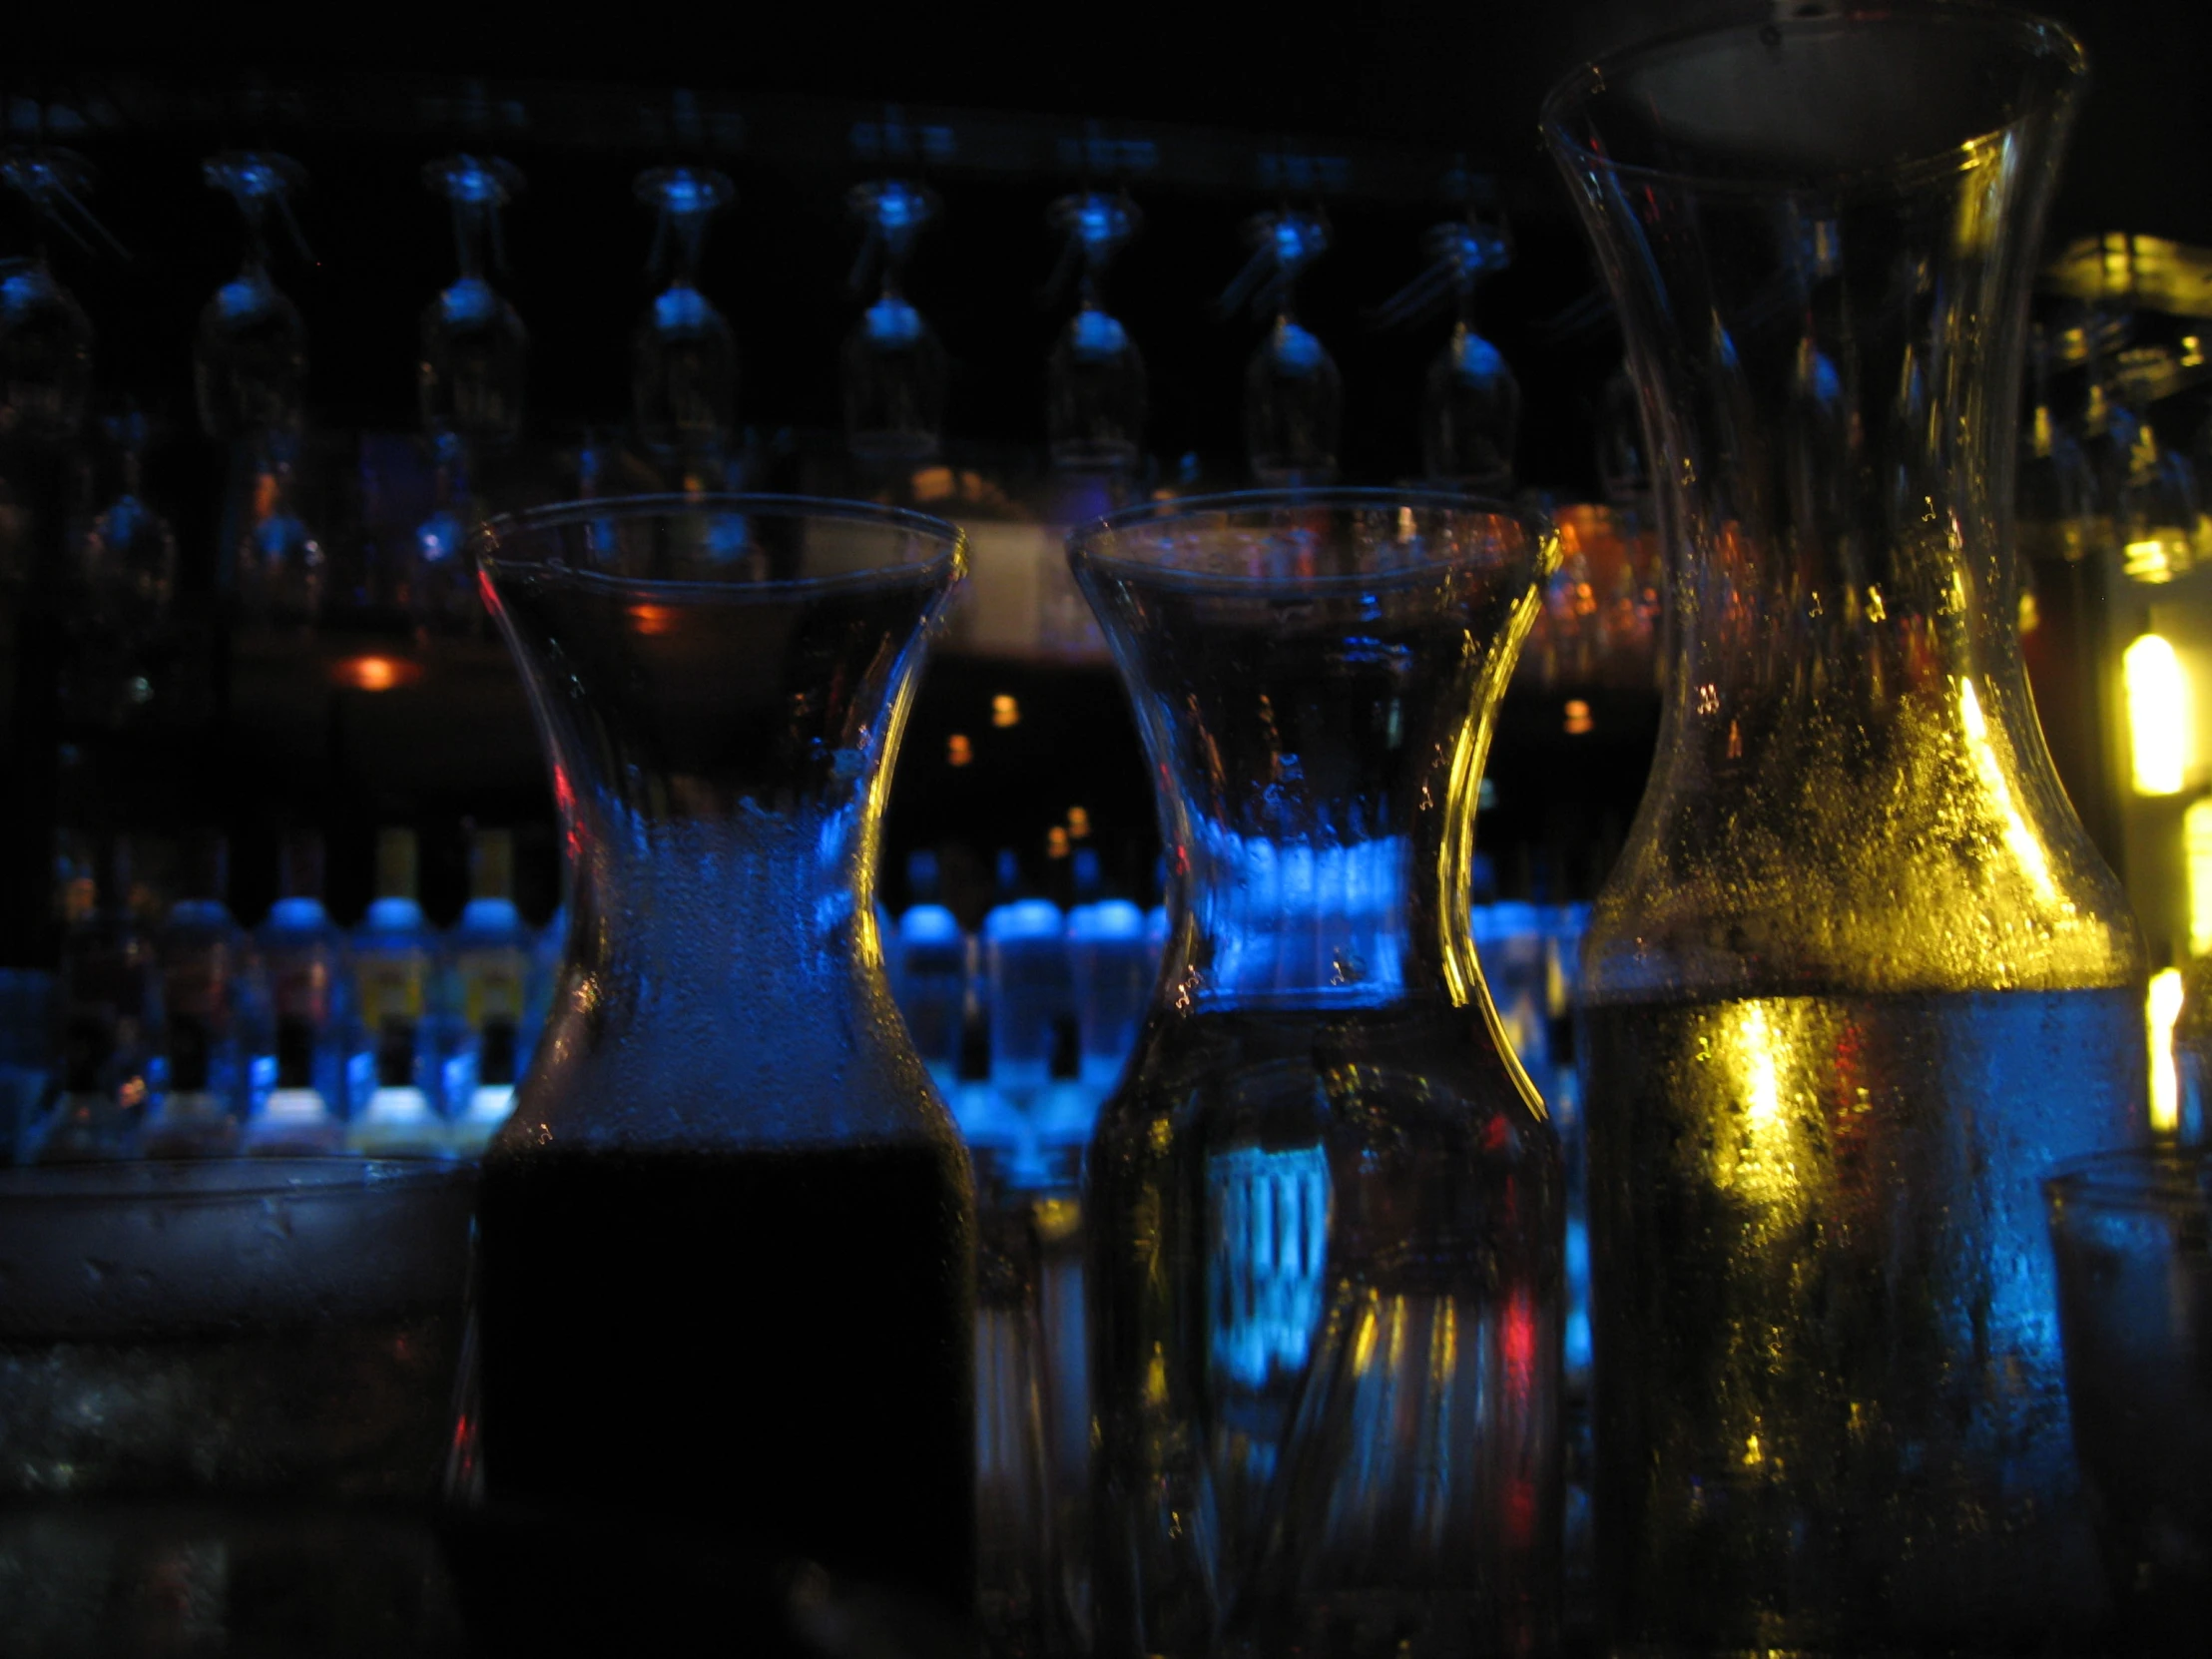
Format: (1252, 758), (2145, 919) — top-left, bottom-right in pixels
(2045, 1147), (2212, 1653)
(0, 1158), (475, 1653)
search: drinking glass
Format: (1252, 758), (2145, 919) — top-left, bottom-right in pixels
(2045, 1147), (2212, 1650)
(0, 1158), (475, 1655)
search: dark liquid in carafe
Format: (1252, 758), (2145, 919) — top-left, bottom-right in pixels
(473, 1138), (976, 1639)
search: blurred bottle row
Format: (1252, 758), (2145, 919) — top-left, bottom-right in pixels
(3, 825), (547, 1163)
(7, 824), (1596, 1179)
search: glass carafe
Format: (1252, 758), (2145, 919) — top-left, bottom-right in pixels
(1074, 490), (1562, 1659)
(466, 494), (976, 1647)
(1543, 9), (2144, 1653)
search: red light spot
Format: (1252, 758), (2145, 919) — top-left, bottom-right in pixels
(1502, 1286), (1538, 1402)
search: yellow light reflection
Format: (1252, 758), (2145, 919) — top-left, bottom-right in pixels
(1719, 1002), (1799, 1208)
(991, 694), (1020, 729)
(1958, 678), (2057, 898)
(2125, 537), (2178, 584)
(2125, 633), (2189, 796)
(2187, 798), (2212, 958)
(2150, 967), (2186, 1135)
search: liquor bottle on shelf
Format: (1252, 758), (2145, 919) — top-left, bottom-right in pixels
(142, 833), (248, 1158)
(632, 166), (738, 476)
(445, 827), (535, 1156)
(1065, 847), (1148, 1096)
(23, 839), (158, 1163)
(982, 849), (1070, 1107)
(843, 178), (948, 465)
(246, 832), (346, 1154)
(890, 849), (968, 1095)
(418, 155), (527, 452)
(347, 828), (442, 1154)
(1045, 190), (1145, 474)
(1221, 205), (1340, 485)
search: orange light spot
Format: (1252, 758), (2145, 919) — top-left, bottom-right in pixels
(1563, 698), (1593, 736)
(946, 733), (972, 767)
(1067, 806), (1091, 840)
(330, 655), (421, 693)
(911, 465), (955, 503)
(1046, 827), (1069, 859)
(628, 603), (677, 637)
(991, 694), (1019, 728)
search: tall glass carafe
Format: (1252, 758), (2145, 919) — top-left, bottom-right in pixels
(1542, 9), (2144, 1652)
(467, 495), (975, 1647)
(1074, 491), (1562, 1659)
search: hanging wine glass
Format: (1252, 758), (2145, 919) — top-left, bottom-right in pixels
(2112, 344), (2201, 584)
(409, 428), (482, 637)
(0, 148), (112, 446)
(419, 155), (526, 451)
(2017, 323), (2096, 566)
(233, 427), (322, 627)
(843, 178), (948, 465)
(632, 167), (737, 478)
(62, 405), (178, 729)
(1219, 206), (1339, 485)
(1373, 214), (1519, 492)
(1045, 190), (1144, 472)
(195, 153), (309, 443)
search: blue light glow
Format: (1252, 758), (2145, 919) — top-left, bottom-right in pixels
(1071, 309), (1128, 361)
(653, 285), (717, 331)
(439, 275), (500, 328)
(1450, 329), (1505, 383)
(864, 296), (925, 349)
(1272, 321), (1327, 376)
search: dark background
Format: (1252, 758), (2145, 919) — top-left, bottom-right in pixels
(2, 1), (2201, 940)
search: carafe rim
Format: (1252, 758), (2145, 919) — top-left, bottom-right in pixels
(472, 491), (967, 596)
(1539, 0), (2087, 200)
(1068, 484), (1554, 593)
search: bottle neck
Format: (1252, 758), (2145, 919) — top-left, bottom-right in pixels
(565, 795), (880, 1016)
